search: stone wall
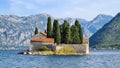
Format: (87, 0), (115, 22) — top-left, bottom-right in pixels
(30, 42), (89, 55)
(30, 42), (54, 51)
(55, 44), (89, 55)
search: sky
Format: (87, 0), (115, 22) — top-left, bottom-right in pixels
(0, 0), (120, 20)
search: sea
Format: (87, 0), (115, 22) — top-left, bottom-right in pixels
(0, 50), (120, 68)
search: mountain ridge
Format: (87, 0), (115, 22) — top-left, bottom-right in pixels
(0, 13), (113, 46)
(90, 13), (120, 49)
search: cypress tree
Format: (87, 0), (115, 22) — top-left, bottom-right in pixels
(71, 25), (80, 44)
(34, 27), (38, 35)
(64, 24), (71, 44)
(61, 20), (69, 43)
(44, 30), (47, 33)
(53, 20), (61, 45)
(60, 25), (63, 44)
(75, 20), (83, 44)
(47, 17), (53, 38)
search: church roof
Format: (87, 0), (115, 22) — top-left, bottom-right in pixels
(30, 38), (54, 43)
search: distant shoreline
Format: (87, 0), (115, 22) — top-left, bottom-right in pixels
(90, 48), (120, 50)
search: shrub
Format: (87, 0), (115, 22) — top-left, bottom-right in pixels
(37, 46), (51, 51)
(55, 46), (75, 54)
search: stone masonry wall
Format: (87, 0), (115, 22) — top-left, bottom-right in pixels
(30, 42), (89, 55)
(55, 44), (89, 55)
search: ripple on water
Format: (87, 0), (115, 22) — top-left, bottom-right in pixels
(0, 50), (120, 68)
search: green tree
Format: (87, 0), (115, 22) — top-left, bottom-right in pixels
(75, 20), (83, 44)
(61, 20), (69, 43)
(47, 17), (53, 38)
(60, 25), (63, 44)
(44, 30), (47, 33)
(34, 27), (38, 35)
(64, 24), (71, 44)
(53, 20), (61, 45)
(71, 25), (80, 44)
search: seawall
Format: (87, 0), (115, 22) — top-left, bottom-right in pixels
(24, 43), (89, 55)
(55, 44), (89, 55)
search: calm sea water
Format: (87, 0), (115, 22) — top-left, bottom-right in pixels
(0, 50), (120, 68)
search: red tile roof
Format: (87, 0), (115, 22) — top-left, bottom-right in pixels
(83, 38), (89, 43)
(31, 38), (54, 43)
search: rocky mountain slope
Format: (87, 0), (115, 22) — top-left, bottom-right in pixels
(0, 14), (112, 46)
(90, 13), (120, 49)
(58, 14), (113, 37)
(0, 14), (50, 46)
(88, 14), (113, 36)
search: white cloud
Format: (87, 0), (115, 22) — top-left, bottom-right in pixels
(8, 0), (120, 20)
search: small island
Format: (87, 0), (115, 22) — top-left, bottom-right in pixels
(20, 17), (89, 55)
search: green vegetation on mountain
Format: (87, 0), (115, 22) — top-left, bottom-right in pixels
(90, 13), (120, 49)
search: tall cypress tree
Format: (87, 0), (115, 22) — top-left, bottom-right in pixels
(61, 20), (68, 43)
(64, 24), (71, 44)
(47, 17), (53, 38)
(60, 25), (63, 44)
(34, 27), (38, 35)
(75, 20), (83, 44)
(53, 20), (61, 45)
(71, 25), (80, 44)
(44, 30), (47, 33)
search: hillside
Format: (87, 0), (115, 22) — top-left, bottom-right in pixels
(90, 13), (120, 49)
(0, 14), (50, 46)
(58, 14), (113, 37)
(88, 14), (113, 37)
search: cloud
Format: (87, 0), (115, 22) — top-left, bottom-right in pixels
(8, 0), (120, 20)
(10, 0), (37, 15)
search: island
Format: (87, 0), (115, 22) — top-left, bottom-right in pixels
(19, 17), (90, 55)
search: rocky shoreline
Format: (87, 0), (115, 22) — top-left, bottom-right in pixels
(18, 51), (89, 56)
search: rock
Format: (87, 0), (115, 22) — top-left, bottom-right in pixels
(18, 52), (24, 54)
(28, 52), (32, 55)
(23, 52), (28, 55)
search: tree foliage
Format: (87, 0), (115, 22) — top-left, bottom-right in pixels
(75, 20), (83, 44)
(71, 25), (80, 44)
(46, 19), (83, 45)
(64, 24), (71, 44)
(34, 27), (38, 35)
(53, 20), (61, 45)
(47, 17), (53, 38)
(61, 20), (69, 43)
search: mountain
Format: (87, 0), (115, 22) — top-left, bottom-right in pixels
(90, 13), (120, 49)
(0, 14), (51, 46)
(58, 18), (89, 37)
(57, 14), (113, 37)
(87, 14), (113, 37)
(0, 13), (113, 47)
